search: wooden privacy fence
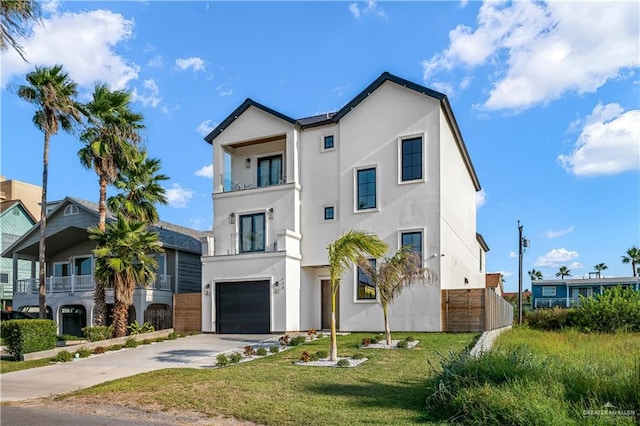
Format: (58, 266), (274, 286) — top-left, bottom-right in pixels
(173, 293), (202, 333)
(441, 288), (513, 332)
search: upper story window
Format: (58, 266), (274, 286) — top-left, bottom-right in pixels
(357, 259), (376, 300)
(323, 135), (335, 150)
(400, 136), (423, 182)
(542, 286), (557, 297)
(257, 154), (283, 187)
(239, 213), (265, 253)
(64, 205), (79, 216)
(401, 230), (423, 261)
(74, 256), (92, 276)
(324, 206), (335, 220)
(356, 167), (377, 211)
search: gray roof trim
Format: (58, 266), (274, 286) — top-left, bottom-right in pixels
(476, 233), (490, 252)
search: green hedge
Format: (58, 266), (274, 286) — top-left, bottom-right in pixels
(1, 319), (57, 360)
(82, 325), (113, 342)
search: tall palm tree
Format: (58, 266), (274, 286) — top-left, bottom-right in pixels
(621, 246), (640, 277)
(327, 230), (387, 361)
(528, 269), (543, 281)
(1, 0), (41, 61)
(556, 266), (571, 279)
(18, 65), (82, 318)
(593, 263), (608, 278)
(358, 247), (435, 346)
(89, 214), (162, 337)
(107, 150), (168, 223)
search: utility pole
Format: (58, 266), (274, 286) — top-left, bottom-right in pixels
(518, 221), (529, 325)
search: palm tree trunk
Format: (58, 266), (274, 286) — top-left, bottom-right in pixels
(93, 279), (106, 326)
(330, 286), (338, 361)
(98, 177), (108, 231)
(38, 132), (50, 319)
(633, 261), (637, 277)
(112, 299), (128, 338)
(93, 177), (108, 325)
(383, 302), (391, 346)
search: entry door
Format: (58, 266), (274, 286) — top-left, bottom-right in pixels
(321, 279), (338, 330)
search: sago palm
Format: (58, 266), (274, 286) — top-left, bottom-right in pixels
(18, 65), (82, 318)
(327, 230), (388, 361)
(556, 266), (571, 279)
(621, 246), (640, 277)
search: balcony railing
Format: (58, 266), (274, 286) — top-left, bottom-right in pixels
(15, 274), (173, 295)
(534, 297), (581, 308)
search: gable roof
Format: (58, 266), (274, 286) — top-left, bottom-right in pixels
(0, 199), (36, 223)
(203, 71), (481, 190)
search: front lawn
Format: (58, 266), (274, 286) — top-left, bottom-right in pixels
(0, 357), (53, 374)
(62, 332), (478, 425)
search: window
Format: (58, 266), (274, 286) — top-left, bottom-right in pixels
(324, 206), (335, 220)
(541, 286), (556, 297)
(64, 205), (79, 216)
(356, 167), (377, 210)
(156, 254), (166, 275)
(357, 259), (376, 300)
(239, 213), (266, 253)
(400, 136), (423, 182)
(401, 231), (423, 258)
(0, 273), (8, 283)
(257, 155), (283, 187)
(323, 135), (334, 150)
(74, 257), (92, 276)
(479, 248), (483, 272)
(52, 262), (70, 277)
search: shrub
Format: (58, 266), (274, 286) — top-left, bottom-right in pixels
(229, 352), (242, 363)
(108, 344), (123, 351)
(279, 335), (290, 346)
(58, 334), (84, 341)
(351, 352), (365, 360)
(269, 346), (279, 354)
(405, 336), (415, 342)
(82, 326), (113, 342)
(307, 328), (317, 338)
(289, 336), (306, 346)
(75, 348), (92, 358)
(127, 321), (155, 335)
(316, 350), (328, 359)
(361, 338), (372, 347)
(216, 354), (229, 367)
(167, 332), (178, 340)
(2, 319), (57, 360)
(256, 347), (268, 356)
(310, 352), (320, 362)
(375, 333), (384, 341)
(397, 340), (408, 349)
(244, 345), (255, 357)
(370, 337), (378, 344)
(125, 338), (138, 348)
(93, 346), (106, 355)
(141, 339), (153, 345)
(300, 351), (312, 362)
(336, 359), (350, 367)
(573, 286), (640, 333)
(54, 350), (73, 362)
(525, 307), (576, 331)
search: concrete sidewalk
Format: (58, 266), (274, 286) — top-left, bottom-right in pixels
(1, 334), (276, 402)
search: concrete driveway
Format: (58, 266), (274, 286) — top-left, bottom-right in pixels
(1, 334), (276, 402)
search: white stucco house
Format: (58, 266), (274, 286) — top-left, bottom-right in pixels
(200, 72), (489, 333)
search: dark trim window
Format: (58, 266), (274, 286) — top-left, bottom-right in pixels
(257, 154), (283, 187)
(323, 135), (335, 150)
(0, 273), (8, 284)
(324, 206), (335, 220)
(357, 259), (376, 300)
(239, 213), (266, 253)
(401, 231), (423, 259)
(357, 167), (376, 210)
(401, 137), (423, 182)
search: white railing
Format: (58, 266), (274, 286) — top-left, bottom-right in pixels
(14, 274), (172, 294)
(534, 297), (581, 308)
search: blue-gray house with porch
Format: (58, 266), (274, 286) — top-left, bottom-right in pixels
(532, 276), (640, 308)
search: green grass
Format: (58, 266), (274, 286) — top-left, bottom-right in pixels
(63, 332), (478, 425)
(1, 357), (53, 374)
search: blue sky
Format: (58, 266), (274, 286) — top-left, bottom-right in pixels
(1, 1), (638, 291)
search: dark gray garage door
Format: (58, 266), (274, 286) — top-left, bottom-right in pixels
(216, 280), (270, 333)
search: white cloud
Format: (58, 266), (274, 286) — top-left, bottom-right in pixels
(131, 79), (161, 108)
(558, 103), (640, 176)
(195, 164), (214, 179)
(476, 189), (487, 208)
(165, 183), (194, 208)
(349, 0), (386, 20)
(495, 270), (513, 278)
(331, 83), (352, 97)
(175, 57), (205, 72)
(422, 1), (639, 111)
(431, 81), (455, 96)
(544, 225), (574, 239)
(148, 54), (164, 68)
(569, 262), (583, 270)
(196, 119), (216, 137)
(509, 251), (517, 258)
(534, 248), (579, 268)
(41, 0), (60, 14)
(216, 83), (233, 97)
(1, 9), (138, 90)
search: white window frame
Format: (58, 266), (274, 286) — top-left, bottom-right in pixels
(353, 164), (379, 213)
(321, 133), (336, 152)
(398, 228), (425, 265)
(397, 132), (426, 185)
(64, 204), (79, 216)
(541, 286), (557, 297)
(354, 259), (377, 303)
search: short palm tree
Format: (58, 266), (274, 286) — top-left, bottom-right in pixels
(593, 263), (608, 278)
(528, 269), (543, 281)
(556, 266), (571, 279)
(107, 150), (168, 223)
(18, 65), (82, 318)
(1, 0), (41, 61)
(621, 246), (640, 277)
(327, 230), (388, 361)
(358, 247), (435, 346)
(89, 214), (162, 337)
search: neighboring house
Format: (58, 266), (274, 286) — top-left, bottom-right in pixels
(2, 197), (203, 336)
(532, 277), (640, 309)
(485, 272), (503, 296)
(200, 72), (490, 334)
(0, 200), (36, 309)
(0, 176), (42, 220)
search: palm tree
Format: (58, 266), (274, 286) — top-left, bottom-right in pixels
(621, 246), (640, 277)
(327, 230), (387, 361)
(556, 266), (571, 279)
(18, 65), (82, 318)
(593, 263), (608, 278)
(528, 269), (543, 281)
(1, 0), (41, 61)
(107, 150), (168, 223)
(89, 214), (162, 337)
(358, 247), (436, 346)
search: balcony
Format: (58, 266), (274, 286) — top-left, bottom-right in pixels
(15, 274), (173, 295)
(534, 297), (581, 308)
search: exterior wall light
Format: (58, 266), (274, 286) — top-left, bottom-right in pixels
(267, 208), (274, 219)
(228, 212), (235, 224)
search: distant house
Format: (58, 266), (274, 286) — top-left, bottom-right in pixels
(532, 277), (640, 308)
(485, 272), (503, 296)
(2, 197), (204, 336)
(0, 200), (36, 309)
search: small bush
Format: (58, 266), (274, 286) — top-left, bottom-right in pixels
(300, 351), (312, 362)
(351, 352), (365, 360)
(167, 332), (178, 340)
(310, 352), (321, 361)
(397, 340), (408, 349)
(289, 336), (306, 346)
(573, 286), (640, 333)
(269, 346), (279, 354)
(108, 344), (123, 351)
(82, 326), (113, 342)
(229, 352), (242, 363)
(256, 347), (268, 356)
(525, 307), (576, 331)
(216, 354), (229, 367)
(307, 328), (317, 338)
(75, 348), (92, 358)
(371, 337), (378, 344)
(279, 335), (290, 346)
(2, 319), (57, 359)
(375, 333), (385, 341)
(243, 345), (255, 357)
(54, 350), (73, 362)
(361, 338), (372, 347)
(141, 339), (153, 345)
(336, 359), (350, 367)
(405, 336), (415, 342)
(125, 338), (138, 348)
(316, 350), (328, 359)
(93, 346), (106, 355)
(154, 337), (165, 343)
(58, 334), (84, 341)
(127, 321), (155, 335)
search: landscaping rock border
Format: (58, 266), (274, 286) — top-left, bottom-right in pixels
(294, 357), (368, 368)
(359, 340), (419, 350)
